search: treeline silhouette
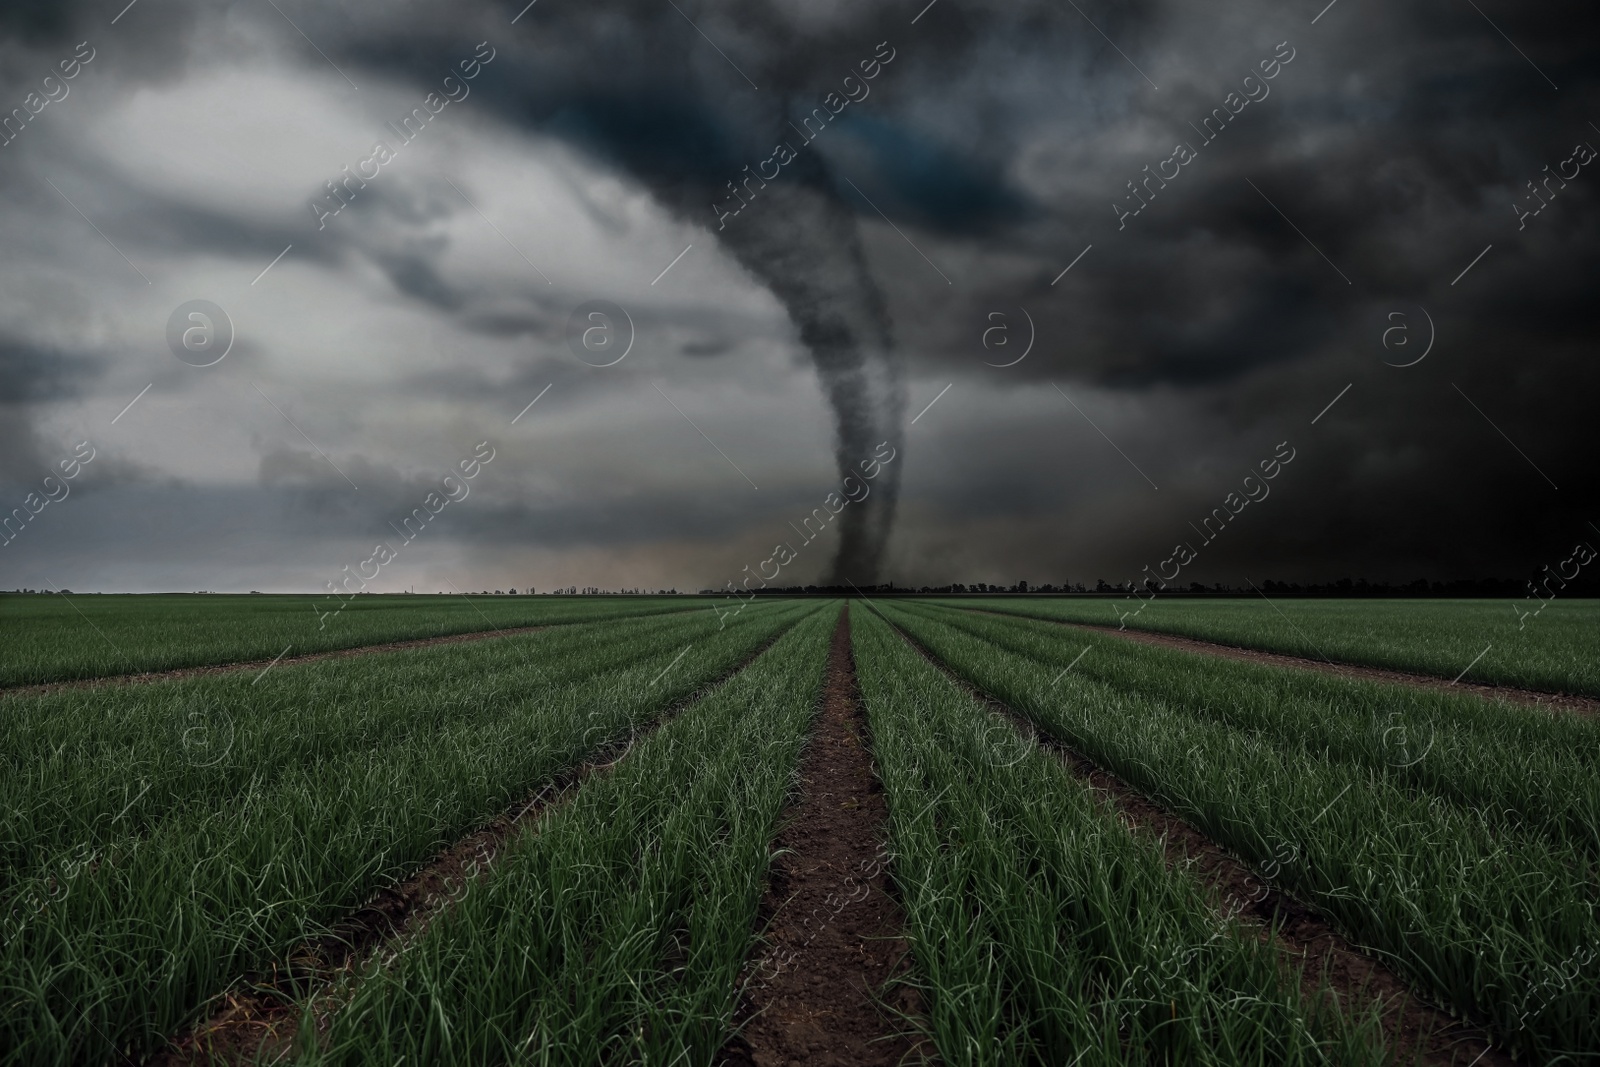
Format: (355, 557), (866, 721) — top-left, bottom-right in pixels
(697, 577), (1600, 598)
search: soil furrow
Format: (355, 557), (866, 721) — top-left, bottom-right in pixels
(151, 620), (800, 1067)
(960, 606), (1600, 716)
(880, 607), (1513, 1067)
(720, 606), (931, 1067)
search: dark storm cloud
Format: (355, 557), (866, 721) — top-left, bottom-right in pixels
(319, 1), (1031, 584)
(0, 0), (197, 96)
(3, 0), (1598, 589)
(49, 1), (942, 587)
(0, 0), (70, 38)
(404, 298), (780, 411)
(472, 20), (916, 583)
(0, 333), (103, 404)
(247, 436), (853, 582)
(23, 174), (321, 269)
(0, 334), (104, 483)
(367, 242), (464, 313)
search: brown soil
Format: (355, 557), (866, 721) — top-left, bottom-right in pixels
(972, 609), (1600, 717)
(720, 607), (932, 1067)
(151, 624), (792, 1067)
(885, 612), (1513, 1067)
(4, 625), (551, 700)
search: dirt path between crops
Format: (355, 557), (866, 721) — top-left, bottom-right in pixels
(885, 612), (1513, 1067)
(152, 623), (795, 1067)
(3, 625), (557, 700)
(720, 607), (932, 1067)
(965, 608), (1600, 717)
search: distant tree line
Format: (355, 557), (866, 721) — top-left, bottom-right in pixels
(691, 576), (1600, 598)
(9, 577), (1593, 598)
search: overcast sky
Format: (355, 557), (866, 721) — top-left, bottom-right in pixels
(1, 0), (1596, 594)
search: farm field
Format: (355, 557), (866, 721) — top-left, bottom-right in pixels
(0, 599), (817, 1064)
(875, 600), (1599, 1063)
(942, 596), (1600, 697)
(1, 595), (1594, 1065)
(850, 608), (1390, 1066)
(0, 592), (697, 687)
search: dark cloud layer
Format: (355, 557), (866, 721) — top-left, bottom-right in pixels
(2, 0), (1598, 590)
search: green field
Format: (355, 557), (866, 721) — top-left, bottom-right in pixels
(943, 596), (1600, 697)
(878, 600), (1599, 1063)
(851, 609), (1387, 1066)
(1, 596), (1593, 1065)
(0, 592), (697, 687)
(1, 600), (814, 1062)
(303, 605), (834, 1065)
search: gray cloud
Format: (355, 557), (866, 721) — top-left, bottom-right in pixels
(2, 0), (1597, 591)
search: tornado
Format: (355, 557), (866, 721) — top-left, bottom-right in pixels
(703, 149), (906, 586)
(611, 90), (906, 585)
(513, 4), (911, 585)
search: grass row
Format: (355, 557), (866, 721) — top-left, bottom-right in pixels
(939, 597), (1600, 697)
(298, 604), (838, 1065)
(0, 592), (701, 687)
(851, 607), (1385, 1066)
(879, 601), (1600, 1062)
(0, 606), (751, 890)
(911, 601), (1600, 862)
(0, 600), (816, 1066)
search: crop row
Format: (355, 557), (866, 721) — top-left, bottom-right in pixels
(851, 606), (1385, 1065)
(880, 600), (1599, 1062)
(0, 592), (699, 687)
(295, 603), (838, 1064)
(1, 605), (756, 886)
(0, 599), (817, 1065)
(942, 596), (1600, 697)
(8, 594), (1589, 1064)
(917, 601), (1600, 861)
